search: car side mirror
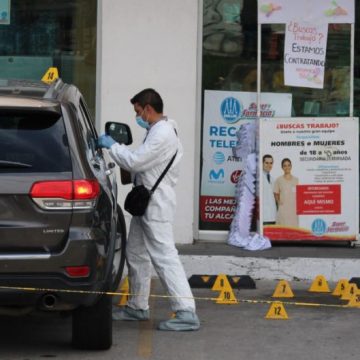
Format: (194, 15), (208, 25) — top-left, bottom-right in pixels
(105, 122), (133, 145)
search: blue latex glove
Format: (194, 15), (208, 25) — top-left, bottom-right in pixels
(97, 134), (116, 149)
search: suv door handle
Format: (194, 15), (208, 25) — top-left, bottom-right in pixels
(91, 161), (101, 170)
(105, 163), (115, 176)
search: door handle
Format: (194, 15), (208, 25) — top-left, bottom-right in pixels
(105, 162), (116, 176)
(92, 162), (101, 170)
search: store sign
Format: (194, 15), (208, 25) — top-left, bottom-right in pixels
(258, 0), (354, 24)
(260, 117), (359, 241)
(0, 0), (10, 25)
(200, 90), (292, 224)
(284, 21), (328, 89)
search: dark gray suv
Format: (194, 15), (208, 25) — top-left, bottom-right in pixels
(0, 79), (131, 350)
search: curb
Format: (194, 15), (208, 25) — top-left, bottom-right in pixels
(180, 255), (360, 282)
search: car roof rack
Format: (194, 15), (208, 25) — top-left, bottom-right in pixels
(0, 79), (48, 97)
(43, 78), (65, 100)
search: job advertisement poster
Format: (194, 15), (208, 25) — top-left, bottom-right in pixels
(200, 90), (292, 227)
(260, 117), (358, 241)
(284, 21), (328, 89)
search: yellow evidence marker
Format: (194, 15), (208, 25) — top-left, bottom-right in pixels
(347, 293), (360, 308)
(265, 302), (289, 320)
(308, 275), (331, 293)
(341, 283), (358, 301)
(117, 276), (130, 306)
(216, 288), (238, 304)
(272, 280), (294, 298)
(332, 279), (349, 296)
(211, 273), (230, 291)
(212, 274), (238, 304)
(41, 67), (59, 84)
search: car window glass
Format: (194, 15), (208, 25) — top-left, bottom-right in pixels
(80, 98), (97, 136)
(75, 105), (96, 160)
(0, 112), (72, 173)
(76, 99), (98, 157)
(79, 98), (106, 162)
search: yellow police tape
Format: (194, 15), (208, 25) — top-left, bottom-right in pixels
(0, 285), (357, 309)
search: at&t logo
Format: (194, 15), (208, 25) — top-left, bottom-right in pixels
(213, 151), (225, 165)
(220, 97), (242, 124)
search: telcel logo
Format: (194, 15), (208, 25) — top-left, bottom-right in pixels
(220, 97), (242, 124)
(209, 169), (225, 180)
(311, 219), (327, 236)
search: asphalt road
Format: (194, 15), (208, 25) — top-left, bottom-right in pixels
(0, 279), (359, 360)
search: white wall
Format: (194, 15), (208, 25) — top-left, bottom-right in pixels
(97, 0), (199, 243)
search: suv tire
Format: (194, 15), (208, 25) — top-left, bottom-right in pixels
(72, 206), (126, 350)
(72, 293), (112, 350)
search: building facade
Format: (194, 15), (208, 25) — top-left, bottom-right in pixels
(1, 0), (359, 244)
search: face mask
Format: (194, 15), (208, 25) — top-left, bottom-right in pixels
(136, 116), (150, 129)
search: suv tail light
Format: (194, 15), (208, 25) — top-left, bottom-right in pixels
(30, 180), (100, 210)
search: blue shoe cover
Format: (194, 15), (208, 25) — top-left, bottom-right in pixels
(157, 311), (200, 331)
(112, 306), (150, 321)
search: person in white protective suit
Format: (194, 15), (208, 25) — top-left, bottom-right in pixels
(97, 88), (200, 331)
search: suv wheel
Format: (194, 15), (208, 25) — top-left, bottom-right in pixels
(72, 294), (112, 350)
(71, 206), (126, 350)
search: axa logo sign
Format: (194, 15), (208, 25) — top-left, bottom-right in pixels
(311, 218), (327, 236)
(209, 168), (225, 183)
(220, 97), (242, 124)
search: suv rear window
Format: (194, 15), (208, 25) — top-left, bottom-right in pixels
(0, 111), (72, 173)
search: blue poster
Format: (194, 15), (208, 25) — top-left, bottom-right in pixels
(0, 0), (10, 25)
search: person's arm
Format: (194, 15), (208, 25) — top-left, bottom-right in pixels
(274, 192), (280, 206)
(109, 126), (176, 172)
(273, 179), (280, 206)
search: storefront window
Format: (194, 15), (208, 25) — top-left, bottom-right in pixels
(0, 0), (97, 115)
(200, 0), (360, 233)
(203, 0), (256, 92)
(260, 23), (351, 117)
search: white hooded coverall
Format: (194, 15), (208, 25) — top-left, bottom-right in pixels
(109, 118), (195, 312)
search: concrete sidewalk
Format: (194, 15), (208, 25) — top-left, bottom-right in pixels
(178, 242), (360, 282)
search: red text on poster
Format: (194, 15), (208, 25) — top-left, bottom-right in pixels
(200, 196), (236, 223)
(296, 185), (341, 215)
